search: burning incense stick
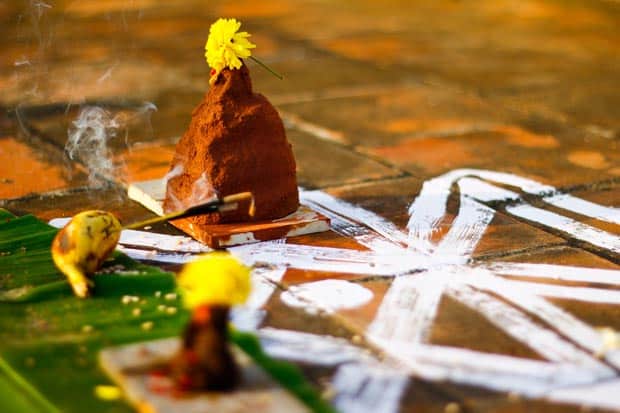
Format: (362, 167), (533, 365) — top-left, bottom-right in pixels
(124, 192), (255, 230)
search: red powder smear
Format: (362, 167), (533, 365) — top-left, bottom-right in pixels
(163, 64), (299, 224)
(148, 369), (174, 395)
(150, 369), (167, 378)
(192, 305), (211, 324)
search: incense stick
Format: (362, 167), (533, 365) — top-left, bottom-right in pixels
(124, 192), (255, 230)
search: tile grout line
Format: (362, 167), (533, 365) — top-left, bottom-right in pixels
(279, 109), (414, 179)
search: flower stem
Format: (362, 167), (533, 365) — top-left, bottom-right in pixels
(249, 56), (283, 80)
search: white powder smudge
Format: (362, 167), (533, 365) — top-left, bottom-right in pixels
(163, 165), (217, 213)
(187, 172), (217, 207)
(162, 164), (185, 211)
(280, 279), (374, 315)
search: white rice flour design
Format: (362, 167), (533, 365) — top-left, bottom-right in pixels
(87, 168), (619, 412)
(241, 169), (619, 411)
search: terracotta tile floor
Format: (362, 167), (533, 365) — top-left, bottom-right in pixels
(0, 1), (619, 412)
(0, 136), (88, 199)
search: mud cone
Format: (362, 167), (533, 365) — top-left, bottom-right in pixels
(164, 64), (299, 224)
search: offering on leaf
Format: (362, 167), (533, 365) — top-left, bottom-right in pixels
(171, 252), (251, 391)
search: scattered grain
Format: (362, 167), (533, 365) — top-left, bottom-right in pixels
(444, 402), (460, 413)
(94, 385), (122, 401)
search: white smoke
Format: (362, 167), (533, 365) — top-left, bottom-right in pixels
(65, 103), (157, 187)
(65, 106), (119, 187)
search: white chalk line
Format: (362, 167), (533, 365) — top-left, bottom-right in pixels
(406, 180), (451, 255)
(457, 169), (556, 195)
(465, 271), (620, 370)
(387, 342), (607, 397)
(457, 177), (521, 203)
(546, 378), (620, 411)
(432, 192), (496, 264)
(480, 262), (620, 285)
(506, 204), (620, 254)
(257, 328), (371, 366)
(231, 242), (419, 276)
(367, 272), (446, 345)
(446, 282), (608, 369)
(256, 328), (410, 413)
(543, 193), (620, 226)
(497, 279), (620, 304)
(117, 246), (199, 264)
(406, 168), (554, 255)
(301, 189), (410, 251)
(406, 169), (618, 258)
(331, 363), (408, 413)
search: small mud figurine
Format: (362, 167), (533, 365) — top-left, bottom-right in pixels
(171, 252), (251, 392)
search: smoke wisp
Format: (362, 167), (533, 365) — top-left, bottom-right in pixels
(65, 106), (119, 187)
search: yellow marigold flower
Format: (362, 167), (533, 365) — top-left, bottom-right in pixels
(205, 18), (256, 84)
(177, 252), (251, 309)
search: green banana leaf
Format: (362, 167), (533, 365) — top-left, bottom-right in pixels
(0, 209), (335, 413)
(0, 209), (187, 413)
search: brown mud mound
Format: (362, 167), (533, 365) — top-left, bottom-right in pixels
(164, 65), (299, 224)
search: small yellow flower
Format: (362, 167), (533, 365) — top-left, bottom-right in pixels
(205, 18), (256, 84)
(177, 252), (251, 309)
